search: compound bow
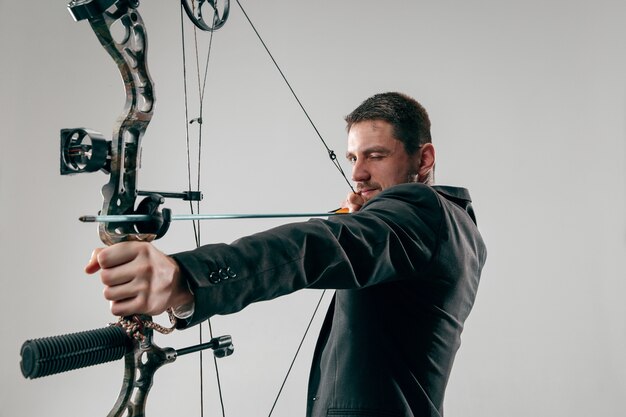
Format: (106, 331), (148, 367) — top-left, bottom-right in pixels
(23, 1), (234, 416)
(21, 1), (349, 416)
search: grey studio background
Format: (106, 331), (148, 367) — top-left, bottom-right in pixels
(1, 1), (625, 416)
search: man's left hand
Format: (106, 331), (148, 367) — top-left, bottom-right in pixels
(85, 242), (192, 317)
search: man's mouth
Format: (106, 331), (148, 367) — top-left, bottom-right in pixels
(357, 185), (380, 200)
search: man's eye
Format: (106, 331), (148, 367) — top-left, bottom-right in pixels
(347, 156), (357, 164)
(369, 154), (384, 160)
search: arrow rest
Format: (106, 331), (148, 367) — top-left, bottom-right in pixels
(134, 194), (172, 239)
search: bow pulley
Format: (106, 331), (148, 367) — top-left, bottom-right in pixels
(181, 0), (230, 31)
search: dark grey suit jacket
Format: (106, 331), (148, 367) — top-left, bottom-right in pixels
(172, 183), (487, 417)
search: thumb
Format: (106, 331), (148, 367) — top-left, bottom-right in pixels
(84, 248), (105, 274)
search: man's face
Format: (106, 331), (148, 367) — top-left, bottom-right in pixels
(346, 120), (421, 203)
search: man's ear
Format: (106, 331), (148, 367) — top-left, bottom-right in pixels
(417, 143), (435, 182)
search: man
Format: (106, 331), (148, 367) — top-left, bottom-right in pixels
(86, 92), (486, 417)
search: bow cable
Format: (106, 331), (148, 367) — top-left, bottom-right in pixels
(235, 0), (355, 194)
(233, 2), (342, 415)
(179, 3), (226, 417)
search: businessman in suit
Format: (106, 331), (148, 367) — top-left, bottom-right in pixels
(87, 92), (487, 417)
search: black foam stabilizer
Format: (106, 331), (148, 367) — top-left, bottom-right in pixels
(20, 326), (130, 379)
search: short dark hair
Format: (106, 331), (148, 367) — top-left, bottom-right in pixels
(345, 92), (431, 155)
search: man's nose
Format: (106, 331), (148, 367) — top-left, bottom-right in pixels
(351, 160), (370, 182)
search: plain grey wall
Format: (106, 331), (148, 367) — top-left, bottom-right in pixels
(1, 1), (625, 416)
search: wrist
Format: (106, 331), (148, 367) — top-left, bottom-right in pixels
(169, 257), (194, 309)
(170, 277), (195, 320)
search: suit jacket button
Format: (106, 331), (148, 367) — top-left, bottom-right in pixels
(219, 268), (229, 280)
(209, 271), (220, 284)
(226, 267), (237, 278)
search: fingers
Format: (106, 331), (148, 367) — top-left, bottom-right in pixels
(108, 292), (148, 317)
(84, 247), (105, 274)
(84, 243), (138, 275)
(342, 191), (365, 213)
(109, 299), (134, 317)
(101, 242), (154, 314)
(97, 242), (148, 287)
(96, 242), (143, 269)
(87, 242), (185, 317)
(102, 268), (146, 302)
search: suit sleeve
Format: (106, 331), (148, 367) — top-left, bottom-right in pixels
(171, 184), (443, 326)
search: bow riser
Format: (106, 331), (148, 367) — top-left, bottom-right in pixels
(85, 3), (156, 244)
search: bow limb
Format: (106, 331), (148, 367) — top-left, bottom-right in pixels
(69, 0), (156, 244)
